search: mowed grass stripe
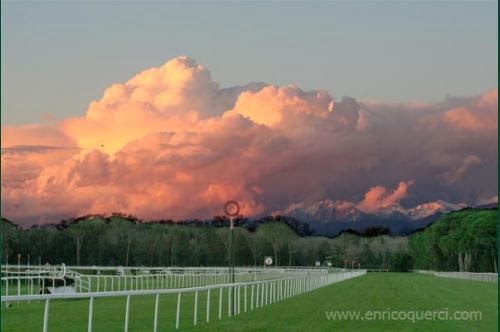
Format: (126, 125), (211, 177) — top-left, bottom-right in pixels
(1, 273), (497, 331)
(182, 273), (497, 332)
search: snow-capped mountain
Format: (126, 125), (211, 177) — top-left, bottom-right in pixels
(278, 200), (363, 223)
(405, 201), (467, 220)
(273, 199), (467, 236)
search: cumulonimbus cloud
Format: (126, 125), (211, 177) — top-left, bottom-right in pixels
(1, 56), (497, 225)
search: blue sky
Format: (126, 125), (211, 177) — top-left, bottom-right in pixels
(1, 1), (497, 124)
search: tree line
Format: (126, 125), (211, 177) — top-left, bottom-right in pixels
(2, 208), (495, 272)
(409, 208), (497, 273)
(2, 215), (409, 270)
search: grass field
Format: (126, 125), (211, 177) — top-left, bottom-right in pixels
(1, 273), (497, 332)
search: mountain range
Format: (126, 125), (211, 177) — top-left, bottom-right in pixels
(273, 199), (475, 236)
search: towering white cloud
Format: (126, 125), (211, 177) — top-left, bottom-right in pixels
(1, 57), (497, 225)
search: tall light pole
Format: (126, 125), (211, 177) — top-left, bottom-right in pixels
(230, 217), (234, 284)
(224, 200), (240, 316)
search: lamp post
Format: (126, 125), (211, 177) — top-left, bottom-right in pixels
(224, 200), (240, 316)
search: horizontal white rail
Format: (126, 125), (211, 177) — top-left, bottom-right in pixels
(2, 265), (343, 273)
(414, 270), (498, 282)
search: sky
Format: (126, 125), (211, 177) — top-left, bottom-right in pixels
(1, 1), (497, 124)
(1, 1), (498, 225)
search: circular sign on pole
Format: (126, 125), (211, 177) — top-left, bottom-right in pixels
(224, 200), (240, 217)
(327, 262), (332, 267)
(264, 256), (274, 266)
(315, 261), (321, 267)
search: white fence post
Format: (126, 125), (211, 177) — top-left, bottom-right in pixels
(175, 292), (182, 330)
(244, 285), (247, 313)
(218, 287), (223, 319)
(227, 287), (232, 317)
(194, 290), (198, 325)
(256, 284), (260, 308)
(88, 297), (94, 332)
(124, 295), (131, 332)
(43, 299), (50, 332)
(250, 284), (254, 311)
(153, 294), (160, 332)
(206, 289), (210, 323)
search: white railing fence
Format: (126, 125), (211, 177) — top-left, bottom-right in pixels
(414, 270), (497, 282)
(2, 270), (366, 331)
(2, 264), (339, 295)
(2, 264), (65, 278)
(4, 265), (339, 274)
(72, 271), (290, 293)
(2, 276), (67, 298)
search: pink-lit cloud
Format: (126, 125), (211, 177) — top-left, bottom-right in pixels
(444, 89), (498, 131)
(357, 181), (414, 213)
(1, 57), (497, 225)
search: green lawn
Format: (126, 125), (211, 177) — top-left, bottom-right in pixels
(1, 273), (497, 331)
